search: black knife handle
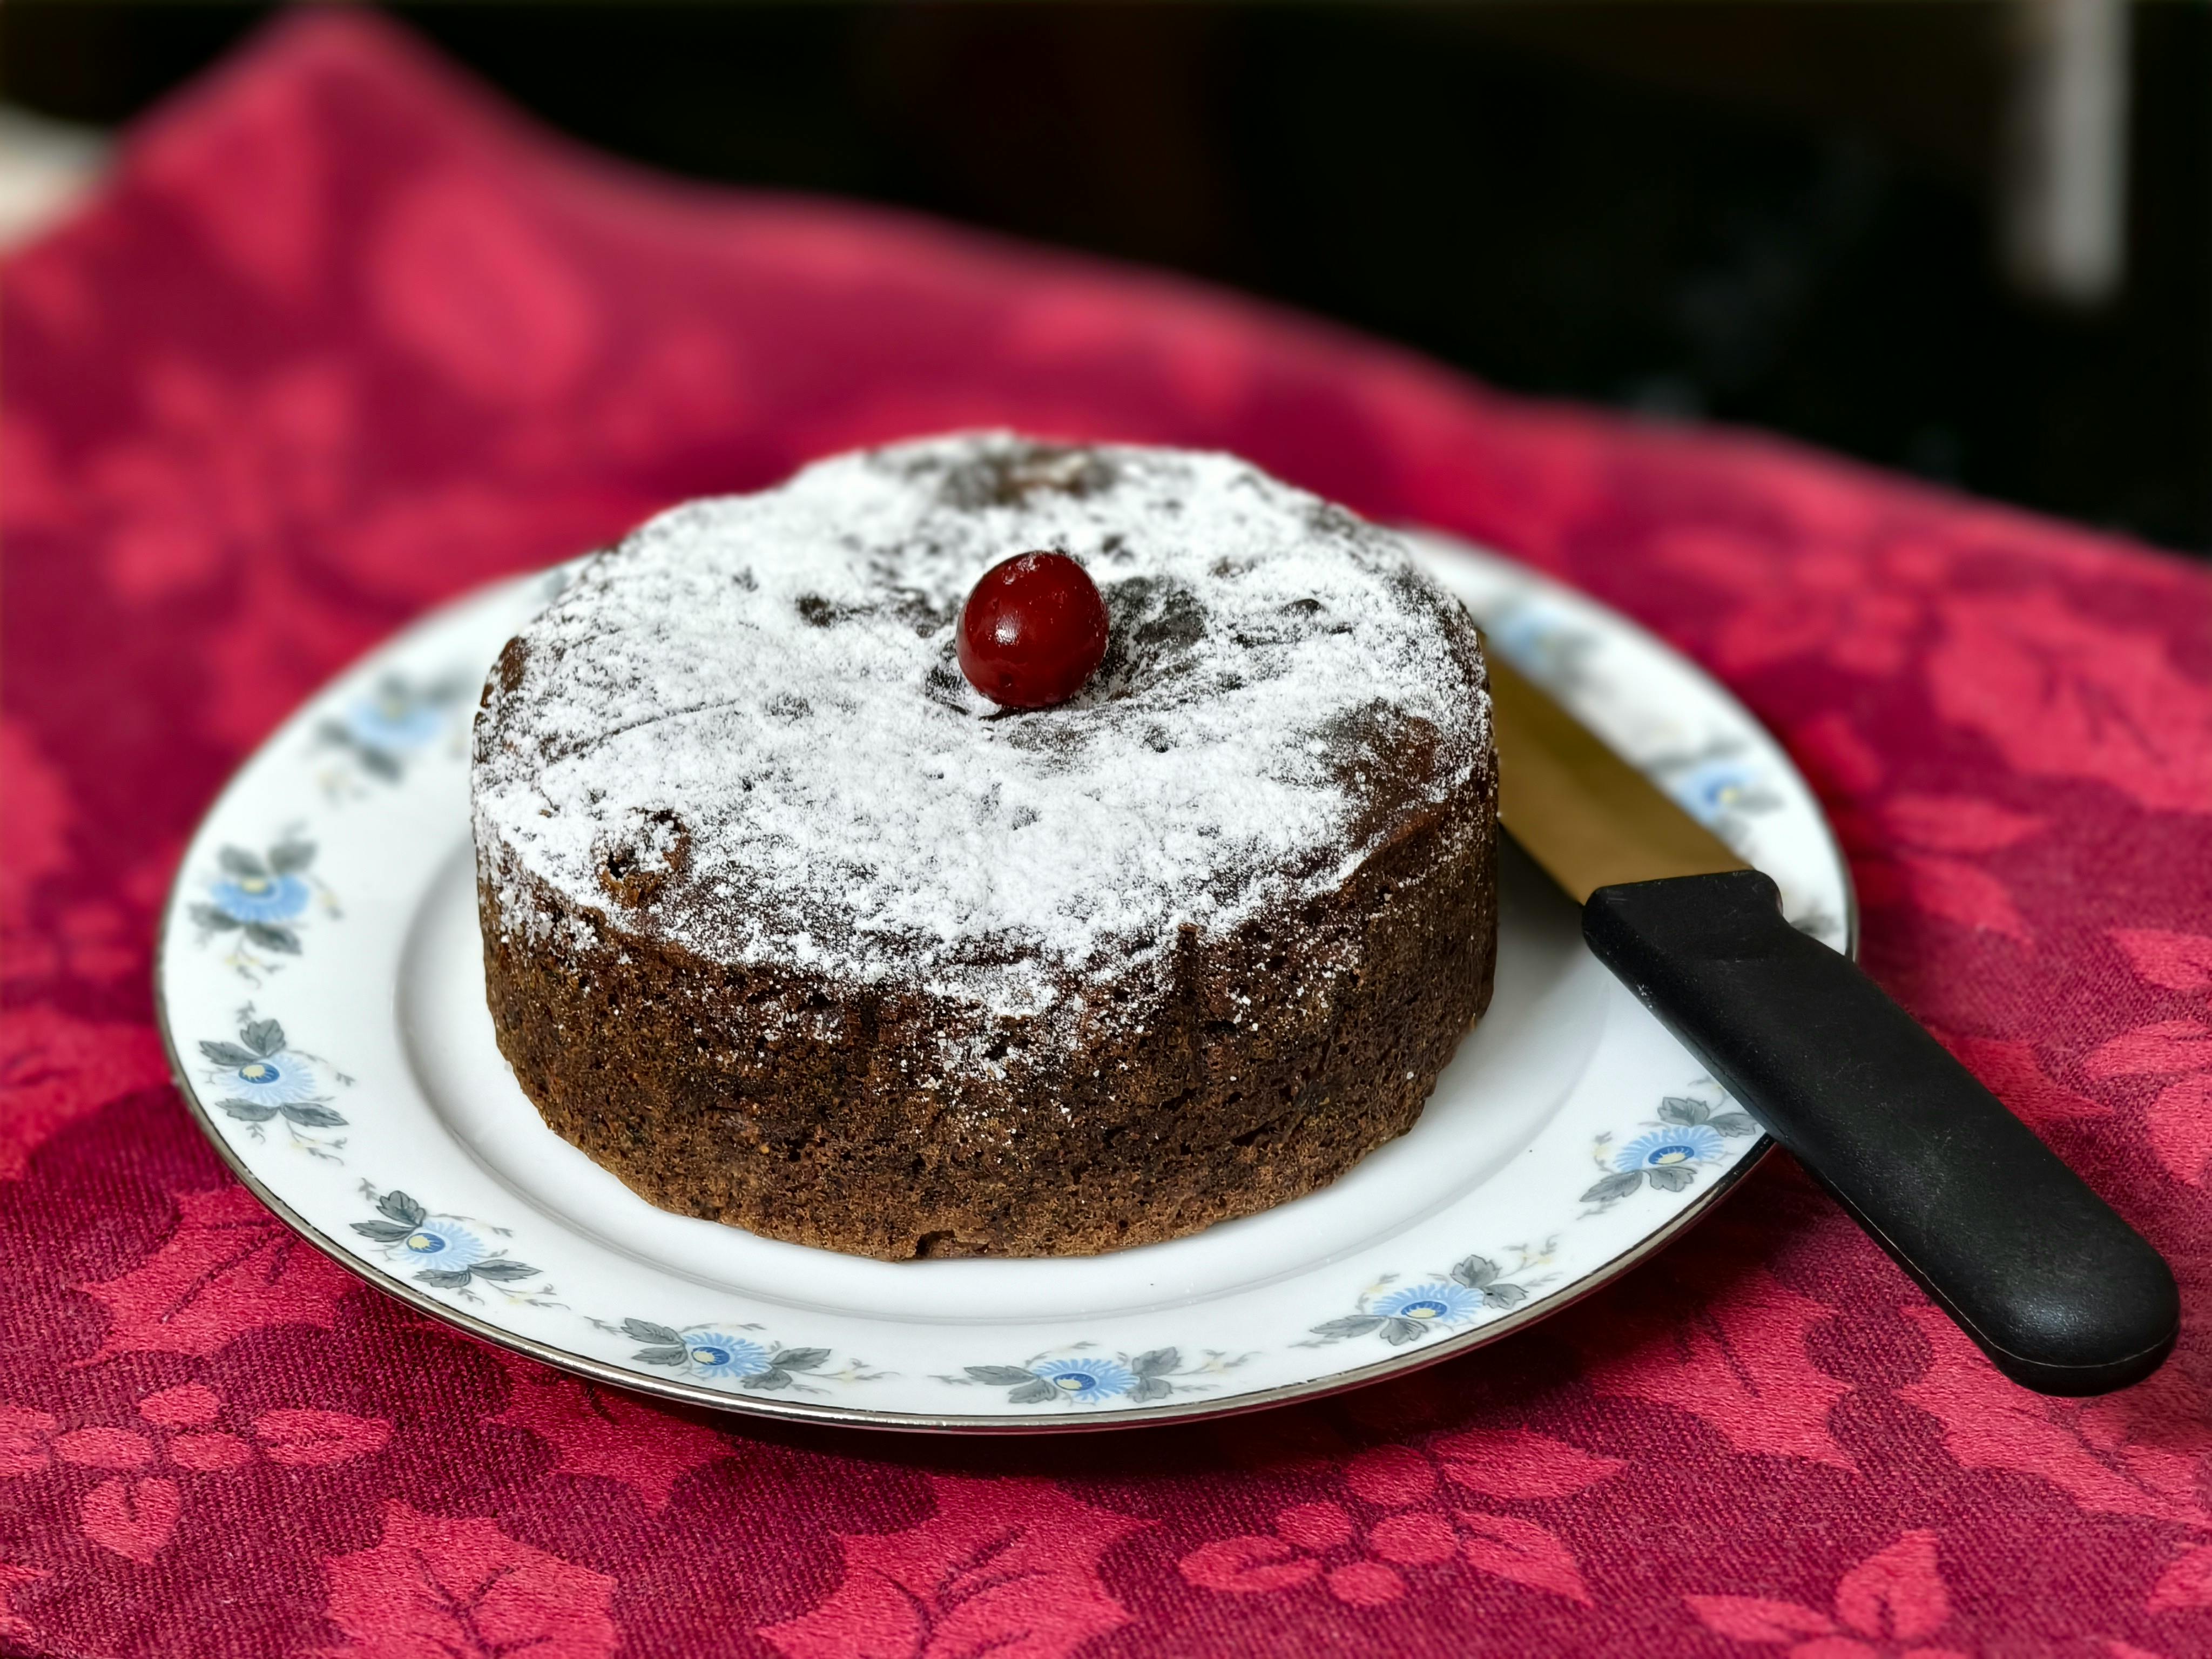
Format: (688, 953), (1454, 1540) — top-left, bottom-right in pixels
(1583, 868), (2177, 1396)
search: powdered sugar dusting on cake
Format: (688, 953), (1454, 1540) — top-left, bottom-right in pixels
(473, 435), (1490, 1020)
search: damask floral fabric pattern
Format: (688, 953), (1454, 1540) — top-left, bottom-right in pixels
(4, 12), (2212, 1657)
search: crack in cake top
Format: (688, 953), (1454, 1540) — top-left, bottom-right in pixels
(472, 435), (1491, 1016)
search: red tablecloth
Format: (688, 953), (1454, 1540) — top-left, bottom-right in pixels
(8, 13), (2212, 1657)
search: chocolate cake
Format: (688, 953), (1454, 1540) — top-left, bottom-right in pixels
(471, 435), (1496, 1259)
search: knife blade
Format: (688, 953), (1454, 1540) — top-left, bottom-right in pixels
(1487, 652), (1748, 900)
(1483, 646), (2177, 1396)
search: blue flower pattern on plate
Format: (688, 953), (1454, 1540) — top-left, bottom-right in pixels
(1486, 602), (1597, 694)
(396, 1217), (485, 1272)
(1643, 742), (1784, 846)
(679, 1332), (770, 1378)
(1584, 1094), (1760, 1207)
(343, 687), (446, 751)
(948, 1346), (1242, 1407)
(1032, 1356), (1138, 1400)
(350, 1188), (552, 1302)
(1371, 1281), (1485, 1324)
(225, 1053), (318, 1104)
(318, 670), (471, 786)
(1305, 1251), (1542, 1348)
(199, 1010), (347, 1159)
(210, 872), (308, 924)
(1617, 1123), (1726, 1172)
(191, 838), (329, 981)
(604, 1319), (857, 1393)
(1676, 760), (1760, 818)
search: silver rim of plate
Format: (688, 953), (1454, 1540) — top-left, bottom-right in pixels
(153, 531), (1855, 1432)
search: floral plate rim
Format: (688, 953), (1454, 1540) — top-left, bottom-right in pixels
(158, 1074), (1782, 1433)
(152, 534), (1853, 1432)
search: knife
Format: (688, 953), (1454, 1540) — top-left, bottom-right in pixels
(1484, 648), (2178, 1395)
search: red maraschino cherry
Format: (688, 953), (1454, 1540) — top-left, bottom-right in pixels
(957, 551), (1110, 709)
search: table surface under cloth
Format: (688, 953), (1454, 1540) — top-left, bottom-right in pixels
(5, 13), (2212, 1658)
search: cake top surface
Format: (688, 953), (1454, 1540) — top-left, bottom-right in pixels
(473, 434), (1490, 1017)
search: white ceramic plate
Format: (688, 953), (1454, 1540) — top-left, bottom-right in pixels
(154, 535), (1852, 1431)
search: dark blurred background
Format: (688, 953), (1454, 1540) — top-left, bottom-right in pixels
(4, 2), (2207, 555)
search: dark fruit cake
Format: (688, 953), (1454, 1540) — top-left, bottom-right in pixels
(471, 434), (1496, 1259)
